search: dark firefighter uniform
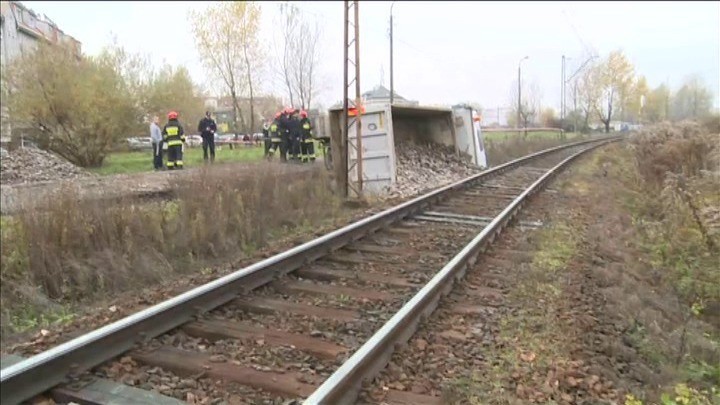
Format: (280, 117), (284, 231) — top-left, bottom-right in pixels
(268, 114), (283, 158)
(287, 111), (302, 162)
(163, 111), (186, 170)
(262, 121), (271, 157)
(299, 112), (316, 163)
(278, 109), (293, 162)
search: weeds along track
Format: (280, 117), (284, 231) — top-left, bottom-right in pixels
(0, 137), (620, 405)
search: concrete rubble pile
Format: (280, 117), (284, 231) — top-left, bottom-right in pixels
(0, 147), (92, 185)
(386, 141), (483, 198)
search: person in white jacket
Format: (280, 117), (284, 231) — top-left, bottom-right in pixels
(150, 115), (164, 170)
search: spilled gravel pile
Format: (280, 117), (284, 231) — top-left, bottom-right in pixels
(385, 141), (483, 198)
(0, 147), (92, 185)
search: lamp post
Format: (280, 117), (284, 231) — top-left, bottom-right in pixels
(517, 56), (529, 129)
(389, 1), (396, 105)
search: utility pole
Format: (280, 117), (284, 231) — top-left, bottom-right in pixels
(389, 1), (396, 105)
(343, 1), (362, 198)
(573, 79), (578, 133)
(517, 56), (529, 131)
(561, 55), (565, 128)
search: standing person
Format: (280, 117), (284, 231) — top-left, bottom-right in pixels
(278, 107), (294, 162)
(299, 110), (316, 163)
(149, 115), (164, 170)
(287, 109), (302, 162)
(163, 111), (186, 170)
(268, 112), (282, 159)
(198, 111), (217, 163)
(262, 118), (271, 158)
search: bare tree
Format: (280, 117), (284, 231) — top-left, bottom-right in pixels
(189, 2), (262, 134)
(508, 79), (542, 131)
(275, 3), (322, 110)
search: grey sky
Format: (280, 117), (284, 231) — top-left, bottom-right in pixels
(27, 1), (720, 110)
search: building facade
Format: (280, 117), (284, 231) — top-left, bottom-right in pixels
(361, 85), (418, 107)
(1, 1), (82, 142)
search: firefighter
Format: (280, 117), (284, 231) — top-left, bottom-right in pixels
(163, 111), (186, 170)
(267, 112), (283, 159)
(278, 107), (294, 162)
(299, 110), (316, 163)
(287, 109), (302, 162)
(262, 117), (271, 158)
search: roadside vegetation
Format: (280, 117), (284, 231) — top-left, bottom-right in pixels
(442, 119), (719, 404)
(482, 130), (578, 142)
(0, 165), (343, 339)
(485, 132), (593, 167)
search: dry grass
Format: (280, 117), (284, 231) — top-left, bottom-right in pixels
(0, 164), (342, 336)
(623, 121), (720, 308)
(485, 133), (591, 166)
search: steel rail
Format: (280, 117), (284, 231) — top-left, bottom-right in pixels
(304, 138), (620, 404)
(0, 136), (618, 405)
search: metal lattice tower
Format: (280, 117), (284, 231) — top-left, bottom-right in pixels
(343, 0), (363, 198)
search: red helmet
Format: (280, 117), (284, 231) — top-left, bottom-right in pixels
(274, 111), (282, 119)
(284, 106), (294, 115)
(300, 110), (308, 118)
(167, 111), (178, 120)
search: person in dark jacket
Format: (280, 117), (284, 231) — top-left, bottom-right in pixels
(163, 111), (186, 170)
(287, 109), (302, 162)
(277, 107), (294, 162)
(198, 111), (217, 163)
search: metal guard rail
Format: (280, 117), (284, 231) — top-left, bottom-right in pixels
(0, 135), (620, 404)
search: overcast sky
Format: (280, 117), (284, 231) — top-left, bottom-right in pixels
(27, 1), (720, 111)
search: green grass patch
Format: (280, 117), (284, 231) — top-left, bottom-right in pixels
(92, 145), (266, 175)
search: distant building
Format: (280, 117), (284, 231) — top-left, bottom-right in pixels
(203, 95), (283, 134)
(329, 85), (419, 110)
(361, 85), (418, 106)
(1, 1), (82, 142)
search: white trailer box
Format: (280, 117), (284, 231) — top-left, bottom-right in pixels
(329, 104), (487, 196)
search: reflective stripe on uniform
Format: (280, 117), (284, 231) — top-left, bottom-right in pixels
(168, 140), (183, 146)
(271, 137), (281, 142)
(304, 139), (314, 143)
(166, 127), (179, 136)
(303, 123), (311, 130)
(167, 161), (175, 167)
(175, 160), (183, 166)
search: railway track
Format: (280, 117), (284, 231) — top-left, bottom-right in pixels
(0, 136), (620, 405)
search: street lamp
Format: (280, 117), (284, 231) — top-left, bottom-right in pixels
(517, 56), (529, 129)
(389, 1), (396, 105)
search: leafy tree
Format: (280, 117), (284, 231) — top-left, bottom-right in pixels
(672, 74), (714, 120)
(539, 107), (559, 128)
(644, 84), (671, 123)
(189, 1), (262, 133)
(592, 50), (635, 132)
(145, 65), (205, 128)
(626, 75), (649, 123)
(4, 42), (137, 167)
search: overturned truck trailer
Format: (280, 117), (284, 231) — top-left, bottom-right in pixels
(329, 104), (487, 196)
